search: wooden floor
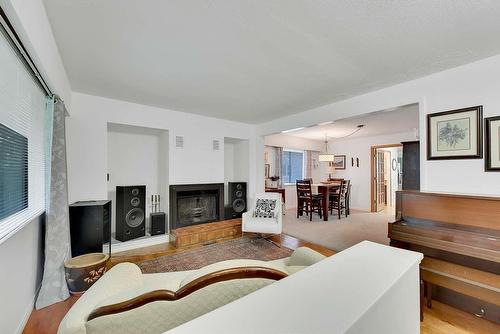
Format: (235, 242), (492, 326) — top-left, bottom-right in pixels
(23, 233), (498, 334)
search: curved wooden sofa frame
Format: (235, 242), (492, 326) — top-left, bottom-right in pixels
(87, 266), (288, 321)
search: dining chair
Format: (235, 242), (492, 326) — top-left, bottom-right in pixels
(346, 182), (352, 216)
(296, 179), (323, 221)
(329, 180), (349, 219)
(327, 177), (344, 182)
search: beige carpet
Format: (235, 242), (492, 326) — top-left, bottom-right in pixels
(283, 208), (394, 252)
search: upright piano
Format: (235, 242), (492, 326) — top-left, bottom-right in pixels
(388, 190), (500, 324)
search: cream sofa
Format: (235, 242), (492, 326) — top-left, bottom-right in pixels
(58, 247), (326, 334)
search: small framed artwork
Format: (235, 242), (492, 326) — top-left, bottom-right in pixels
(264, 163), (270, 178)
(427, 106), (483, 160)
(332, 155), (346, 170)
(485, 116), (500, 171)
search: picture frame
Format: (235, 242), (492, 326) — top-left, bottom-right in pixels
(485, 116), (500, 171)
(427, 106), (483, 160)
(264, 163), (270, 178)
(332, 155), (346, 170)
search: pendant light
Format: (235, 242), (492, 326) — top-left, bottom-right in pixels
(319, 134), (334, 162)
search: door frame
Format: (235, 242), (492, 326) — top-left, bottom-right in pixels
(370, 143), (402, 212)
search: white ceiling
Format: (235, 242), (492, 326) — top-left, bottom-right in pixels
(284, 104), (419, 141)
(44, 1), (500, 123)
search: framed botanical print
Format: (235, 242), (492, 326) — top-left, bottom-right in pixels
(485, 116), (500, 171)
(427, 106), (483, 160)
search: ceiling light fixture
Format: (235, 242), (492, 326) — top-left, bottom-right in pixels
(319, 134), (334, 162)
(317, 121), (334, 126)
(281, 127), (305, 134)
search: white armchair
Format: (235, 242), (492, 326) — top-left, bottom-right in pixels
(242, 192), (282, 235)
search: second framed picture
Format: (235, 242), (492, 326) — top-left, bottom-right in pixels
(485, 116), (500, 171)
(427, 106), (483, 160)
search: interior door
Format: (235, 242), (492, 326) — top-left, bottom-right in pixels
(376, 151), (386, 211)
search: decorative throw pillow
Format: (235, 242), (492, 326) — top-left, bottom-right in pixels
(254, 199), (277, 218)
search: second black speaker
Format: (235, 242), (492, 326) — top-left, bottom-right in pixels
(226, 182), (247, 219)
(116, 185), (146, 241)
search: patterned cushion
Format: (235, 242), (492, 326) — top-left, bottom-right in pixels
(253, 199), (277, 218)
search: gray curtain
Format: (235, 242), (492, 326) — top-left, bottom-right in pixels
(305, 150), (313, 180)
(275, 147), (283, 187)
(36, 97), (71, 309)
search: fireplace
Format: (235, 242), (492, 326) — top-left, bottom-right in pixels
(169, 183), (224, 230)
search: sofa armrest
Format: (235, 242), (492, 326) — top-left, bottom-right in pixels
(287, 247), (327, 267)
(58, 263), (143, 334)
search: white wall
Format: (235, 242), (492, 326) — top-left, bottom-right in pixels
(329, 132), (415, 210)
(66, 92), (256, 208)
(257, 54), (500, 198)
(107, 125), (168, 232)
(0, 216), (44, 334)
(233, 140), (250, 183)
(265, 133), (323, 151)
(224, 139), (250, 206)
(224, 142), (234, 205)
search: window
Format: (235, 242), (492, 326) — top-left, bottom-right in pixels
(0, 123), (28, 220)
(0, 23), (47, 243)
(282, 149), (304, 184)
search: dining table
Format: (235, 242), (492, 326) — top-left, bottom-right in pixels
(311, 182), (341, 221)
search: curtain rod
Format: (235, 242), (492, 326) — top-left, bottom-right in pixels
(0, 6), (54, 98)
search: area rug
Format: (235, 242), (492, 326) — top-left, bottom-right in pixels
(138, 236), (293, 273)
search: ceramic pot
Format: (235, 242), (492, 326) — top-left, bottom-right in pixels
(64, 253), (109, 295)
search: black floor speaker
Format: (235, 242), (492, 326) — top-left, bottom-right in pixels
(226, 182), (247, 219)
(150, 212), (166, 236)
(69, 200), (111, 257)
(116, 185), (146, 241)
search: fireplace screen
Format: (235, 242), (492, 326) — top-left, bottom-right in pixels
(176, 193), (218, 227)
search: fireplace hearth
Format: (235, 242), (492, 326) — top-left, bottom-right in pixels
(169, 183), (224, 230)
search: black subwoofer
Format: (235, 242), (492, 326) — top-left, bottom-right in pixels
(226, 182), (247, 219)
(150, 212), (167, 236)
(69, 200), (111, 257)
(116, 185), (146, 241)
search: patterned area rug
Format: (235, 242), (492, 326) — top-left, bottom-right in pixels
(138, 236), (293, 273)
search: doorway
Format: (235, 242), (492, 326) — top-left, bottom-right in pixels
(370, 144), (402, 214)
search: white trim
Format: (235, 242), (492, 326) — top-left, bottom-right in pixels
(283, 148), (304, 154)
(104, 234), (170, 253)
(0, 209), (45, 246)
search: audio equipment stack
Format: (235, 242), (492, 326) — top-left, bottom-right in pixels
(115, 185), (146, 241)
(150, 194), (167, 236)
(225, 182), (247, 219)
(69, 200), (111, 257)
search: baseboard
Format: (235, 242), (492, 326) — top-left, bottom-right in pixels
(349, 207), (370, 212)
(105, 234), (170, 254)
(16, 285), (40, 334)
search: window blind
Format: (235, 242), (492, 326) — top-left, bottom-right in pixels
(0, 24), (47, 243)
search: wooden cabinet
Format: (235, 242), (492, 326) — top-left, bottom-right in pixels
(401, 141), (420, 190)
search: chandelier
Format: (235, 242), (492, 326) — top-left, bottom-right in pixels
(318, 134), (334, 162)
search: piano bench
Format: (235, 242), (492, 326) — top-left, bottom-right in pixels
(420, 257), (500, 315)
